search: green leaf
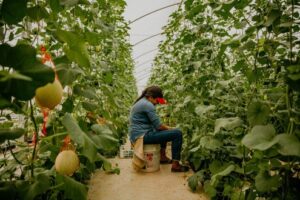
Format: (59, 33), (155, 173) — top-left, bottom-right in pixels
(0, 96), (11, 109)
(188, 170), (204, 192)
(204, 181), (217, 198)
(7, 44), (36, 70)
(1, 0), (27, 25)
(64, 47), (90, 69)
(0, 128), (25, 144)
(61, 98), (74, 113)
(0, 71), (32, 82)
(49, 0), (63, 13)
(56, 64), (83, 86)
(211, 164), (235, 186)
(82, 102), (98, 112)
(195, 105), (215, 116)
(199, 136), (222, 150)
(275, 134), (300, 156)
(0, 181), (17, 199)
(2, 62), (55, 100)
(288, 74), (300, 81)
(56, 174), (87, 200)
(241, 124), (277, 151)
(255, 170), (281, 192)
(214, 117), (243, 134)
(186, 4), (204, 20)
(20, 173), (51, 200)
(247, 101), (270, 126)
(103, 71), (113, 84)
(62, 113), (98, 162)
(98, 154), (120, 174)
(0, 44), (12, 67)
(60, 0), (79, 7)
(26, 6), (49, 21)
(264, 9), (281, 27)
(286, 65), (300, 81)
(90, 124), (118, 151)
(55, 30), (90, 68)
(85, 31), (102, 45)
(73, 85), (98, 99)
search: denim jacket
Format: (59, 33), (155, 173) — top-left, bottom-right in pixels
(129, 97), (161, 143)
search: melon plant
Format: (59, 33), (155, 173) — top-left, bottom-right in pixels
(55, 150), (80, 176)
(35, 78), (63, 110)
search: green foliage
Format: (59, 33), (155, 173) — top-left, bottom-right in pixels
(150, 0), (300, 199)
(242, 125), (277, 151)
(56, 174), (87, 200)
(0, 0), (136, 199)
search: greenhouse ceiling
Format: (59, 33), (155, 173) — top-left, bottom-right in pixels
(124, 0), (180, 94)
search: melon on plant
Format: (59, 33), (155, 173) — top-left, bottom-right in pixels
(35, 78), (63, 110)
(55, 150), (79, 176)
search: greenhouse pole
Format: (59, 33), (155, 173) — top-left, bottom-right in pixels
(129, 3), (180, 24)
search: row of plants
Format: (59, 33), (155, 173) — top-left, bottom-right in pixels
(0, 0), (136, 199)
(150, 0), (300, 199)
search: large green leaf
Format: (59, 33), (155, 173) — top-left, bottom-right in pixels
(55, 30), (90, 68)
(1, 0), (27, 25)
(62, 113), (98, 162)
(214, 117), (243, 134)
(56, 174), (87, 200)
(19, 173), (51, 200)
(255, 170), (281, 192)
(275, 134), (300, 157)
(242, 125), (277, 151)
(0, 44), (12, 67)
(0, 44), (55, 100)
(211, 164), (235, 186)
(247, 101), (270, 126)
(0, 128), (25, 144)
(90, 124), (118, 151)
(6, 44), (36, 70)
(2, 62), (55, 100)
(64, 47), (90, 69)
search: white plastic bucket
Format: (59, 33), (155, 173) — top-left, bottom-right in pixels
(141, 144), (160, 172)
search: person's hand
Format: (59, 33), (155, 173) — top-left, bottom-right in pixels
(165, 125), (174, 130)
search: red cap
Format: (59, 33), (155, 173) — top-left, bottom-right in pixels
(156, 97), (167, 104)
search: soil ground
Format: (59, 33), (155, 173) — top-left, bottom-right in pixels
(87, 157), (209, 200)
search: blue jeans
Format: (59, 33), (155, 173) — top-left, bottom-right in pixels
(143, 128), (183, 161)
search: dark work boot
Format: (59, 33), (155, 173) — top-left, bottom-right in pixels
(171, 160), (189, 172)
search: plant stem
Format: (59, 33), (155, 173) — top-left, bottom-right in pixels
(30, 100), (39, 178)
(7, 140), (24, 165)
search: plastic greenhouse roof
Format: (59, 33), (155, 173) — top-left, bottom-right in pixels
(123, 0), (180, 94)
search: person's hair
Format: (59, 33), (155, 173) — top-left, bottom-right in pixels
(134, 86), (163, 104)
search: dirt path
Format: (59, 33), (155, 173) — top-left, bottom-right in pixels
(88, 158), (208, 200)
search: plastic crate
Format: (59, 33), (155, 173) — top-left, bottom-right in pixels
(119, 144), (133, 158)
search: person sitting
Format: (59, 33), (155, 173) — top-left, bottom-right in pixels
(129, 86), (189, 172)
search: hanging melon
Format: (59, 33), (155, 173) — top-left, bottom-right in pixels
(35, 78), (63, 110)
(55, 150), (80, 176)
